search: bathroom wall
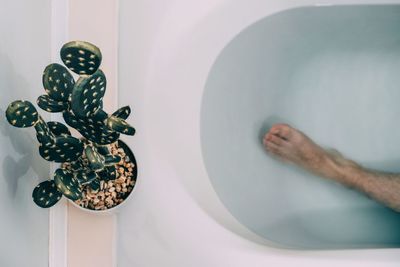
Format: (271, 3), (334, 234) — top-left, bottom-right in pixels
(0, 0), (51, 266)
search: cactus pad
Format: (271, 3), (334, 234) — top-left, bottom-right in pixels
(104, 155), (121, 166)
(42, 63), (75, 101)
(39, 136), (84, 162)
(37, 94), (69, 113)
(112, 106), (131, 120)
(75, 170), (98, 185)
(95, 145), (110, 156)
(35, 117), (55, 145)
(63, 109), (120, 145)
(60, 41), (102, 75)
(85, 145), (105, 171)
(6, 100), (39, 128)
(89, 179), (101, 191)
(32, 180), (62, 208)
(47, 121), (71, 137)
(97, 165), (116, 182)
(71, 69), (106, 117)
(54, 168), (82, 201)
(106, 116), (135, 135)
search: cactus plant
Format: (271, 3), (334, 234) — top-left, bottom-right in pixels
(5, 41), (137, 210)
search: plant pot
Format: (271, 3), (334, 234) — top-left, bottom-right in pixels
(69, 139), (138, 214)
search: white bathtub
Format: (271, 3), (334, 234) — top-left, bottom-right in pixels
(117, 0), (400, 266)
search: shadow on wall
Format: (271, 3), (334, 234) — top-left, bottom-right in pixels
(0, 51), (48, 199)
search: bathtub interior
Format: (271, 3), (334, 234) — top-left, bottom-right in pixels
(201, 5), (400, 249)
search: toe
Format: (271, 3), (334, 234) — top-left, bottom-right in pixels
(264, 141), (281, 154)
(268, 134), (287, 146)
(270, 123), (292, 140)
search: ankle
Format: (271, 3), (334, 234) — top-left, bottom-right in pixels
(334, 159), (364, 187)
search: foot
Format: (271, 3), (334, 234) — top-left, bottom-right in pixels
(263, 124), (357, 179)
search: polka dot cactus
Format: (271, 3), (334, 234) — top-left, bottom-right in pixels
(75, 170), (98, 185)
(60, 41), (102, 75)
(6, 100), (39, 128)
(39, 136), (84, 163)
(54, 168), (82, 201)
(112, 105), (131, 120)
(84, 144), (105, 171)
(5, 41), (136, 209)
(42, 63), (75, 102)
(32, 180), (62, 208)
(47, 121), (71, 137)
(37, 94), (69, 113)
(71, 69), (106, 117)
(106, 115), (136, 136)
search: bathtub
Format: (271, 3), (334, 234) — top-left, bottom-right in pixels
(117, 0), (400, 266)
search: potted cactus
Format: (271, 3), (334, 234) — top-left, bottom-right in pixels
(5, 41), (137, 211)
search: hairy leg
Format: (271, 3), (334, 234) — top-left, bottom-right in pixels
(263, 123), (400, 212)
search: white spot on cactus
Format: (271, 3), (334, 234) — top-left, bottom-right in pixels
(78, 50), (85, 55)
(65, 60), (71, 64)
(66, 54), (72, 58)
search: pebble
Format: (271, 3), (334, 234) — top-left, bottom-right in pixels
(72, 142), (135, 211)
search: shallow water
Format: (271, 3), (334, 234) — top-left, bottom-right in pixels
(201, 5), (400, 249)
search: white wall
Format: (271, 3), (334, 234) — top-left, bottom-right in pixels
(0, 0), (51, 266)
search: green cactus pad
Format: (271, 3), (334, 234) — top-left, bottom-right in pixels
(95, 145), (110, 156)
(42, 63), (75, 101)
(63, 109), (120, 145)
(84, 145), (105, 171)
(39, 136), (84, 162)
(60, 41), (102, 75)
(75, 170), (97, 185)
(32, 180), (62, 208)
(106, 116), (135, 136)
(47, 121), (71, 136)
(71, 69), (106, 117)
(70, 159), (85, 171)
(6, 100), (39, 128)
(97, 165), (116, 182)
(104, 155), (121, 166)
(37, 95), (69, 113)
(35, 117), (55, 145)
(89, 179), (101, 191)
(54, 168), (82, 201)
(112, 106), (131, 120)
